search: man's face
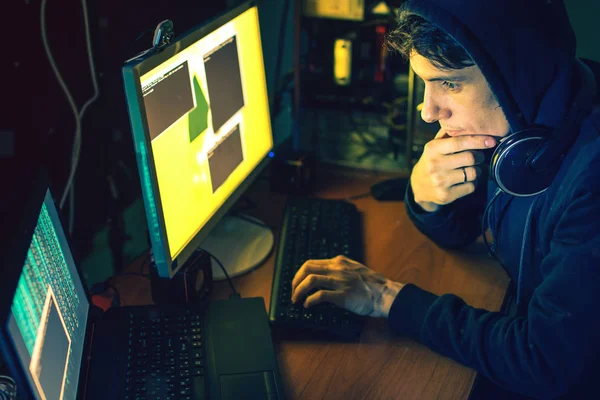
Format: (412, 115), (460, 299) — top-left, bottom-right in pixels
(410, 52), (511, 138)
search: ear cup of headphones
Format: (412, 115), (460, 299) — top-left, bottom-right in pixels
(490, 60), (596, 197)
(490, 127), (556, 197)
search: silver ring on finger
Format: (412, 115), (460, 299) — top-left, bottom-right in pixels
(462, 167), (468, 183)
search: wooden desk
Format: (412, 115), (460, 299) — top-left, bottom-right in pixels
(117, 166), (509, 400)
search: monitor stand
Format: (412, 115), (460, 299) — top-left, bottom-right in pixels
(199, 214), (274, 281)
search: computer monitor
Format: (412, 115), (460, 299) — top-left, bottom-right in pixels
(1, 184), (90, 400)
(122, 1), (274, 279)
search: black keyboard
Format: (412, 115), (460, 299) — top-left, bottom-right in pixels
(269, 196), (365, 339)
(124, 309), (206, 400)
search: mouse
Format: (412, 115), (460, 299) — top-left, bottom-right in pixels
(370, 177), (409, 202)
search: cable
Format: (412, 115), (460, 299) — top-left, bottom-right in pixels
(481, 188), (503, 261)
(134, 28), (154, 45)
(41, 0), (100, 234)
(200, 249), (239, 298)
(68, 0), (101, 234)
(106, 283), (121, 307)
(90, 266), (149, 310)
(41, 0), (79, 206)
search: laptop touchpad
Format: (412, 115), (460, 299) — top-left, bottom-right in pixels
(220, 372), (274, 400)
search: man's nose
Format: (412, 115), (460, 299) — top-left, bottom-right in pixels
(421, 88), (448, 124)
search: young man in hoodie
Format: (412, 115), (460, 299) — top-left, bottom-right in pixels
(290, 0), (600, 398)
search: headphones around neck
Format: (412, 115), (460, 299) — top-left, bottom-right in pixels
(489, 59), (597, 197)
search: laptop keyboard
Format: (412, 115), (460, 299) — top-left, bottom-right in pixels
(124, 309), (206, 400)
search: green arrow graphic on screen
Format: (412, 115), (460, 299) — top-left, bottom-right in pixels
(188, 75), (209, 143)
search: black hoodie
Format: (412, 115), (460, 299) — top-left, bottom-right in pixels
(388, 1), (600, 398)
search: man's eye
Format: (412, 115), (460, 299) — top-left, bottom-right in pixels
(442, 81), (458, 90)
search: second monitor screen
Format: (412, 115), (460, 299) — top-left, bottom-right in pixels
(140, 7), (272, 260)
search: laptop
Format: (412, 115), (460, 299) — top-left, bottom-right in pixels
(0, 173), (284, 400)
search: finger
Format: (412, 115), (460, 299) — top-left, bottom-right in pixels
(445, 150), (485, 169)
(434, 127), (447, 139)
(331, 254), (360, 265)
(451, 166), (482, 185)
(304, 289), (343, 308)
(291, 262), (331, 293)
(448, 181), (477, 200)
(292, 274), (336, 304)
(428, 135), (496, 155)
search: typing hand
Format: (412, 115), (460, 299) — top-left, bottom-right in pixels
(410, 128), (496, 212)
(291, 255), (404, 318)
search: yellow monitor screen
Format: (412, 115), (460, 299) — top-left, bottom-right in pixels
(138, 6), (272, 264)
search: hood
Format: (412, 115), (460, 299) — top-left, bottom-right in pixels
(403, 0), (578, 132)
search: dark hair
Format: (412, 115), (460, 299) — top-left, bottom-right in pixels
(386, 9), (475, 70)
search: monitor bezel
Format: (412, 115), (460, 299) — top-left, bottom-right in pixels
(122, 0), (273, 278)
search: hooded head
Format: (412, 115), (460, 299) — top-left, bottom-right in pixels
(387, 0), (578, 135)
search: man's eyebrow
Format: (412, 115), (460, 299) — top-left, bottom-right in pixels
(422, 75), (469, 82)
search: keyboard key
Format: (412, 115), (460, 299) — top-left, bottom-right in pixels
(180, 378), (191, 387)
(192, 350), (203, 359)
(317, 312), (328, 325)
(288, 313), (301, 321)
(302, 310), (314, 322)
